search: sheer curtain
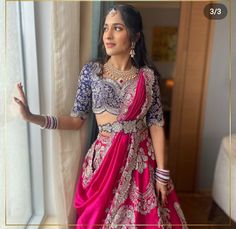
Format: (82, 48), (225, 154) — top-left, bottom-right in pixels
(51, 2), (117, 226)
(51, 2), (85, 226)
(1, 1), (42, 228)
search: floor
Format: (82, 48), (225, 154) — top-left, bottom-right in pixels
(178, 192), (236, 228)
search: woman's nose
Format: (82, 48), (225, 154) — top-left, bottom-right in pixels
(105, 28), (113, 39)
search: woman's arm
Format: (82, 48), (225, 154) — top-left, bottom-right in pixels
(14, 82), (84, 130)
(149, 125), (166, 169)
(27, 114), (84, 130)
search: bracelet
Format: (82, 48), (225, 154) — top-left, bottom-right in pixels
(41, 115), (58, 129)
(154, 168), (170, 185)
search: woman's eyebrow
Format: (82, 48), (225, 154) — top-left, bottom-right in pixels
(104, 22), (125, 27)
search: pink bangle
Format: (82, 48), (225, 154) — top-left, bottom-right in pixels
(41, 115), (58, 129)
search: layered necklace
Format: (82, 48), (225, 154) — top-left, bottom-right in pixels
(103, 61), (138, 84)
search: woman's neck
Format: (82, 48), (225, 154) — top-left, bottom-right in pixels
(108, 56), (132, 71)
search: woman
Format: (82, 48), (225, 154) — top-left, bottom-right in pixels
(14, 4), (188, 229)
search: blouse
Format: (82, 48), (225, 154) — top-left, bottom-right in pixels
(70, 62), (164, 127)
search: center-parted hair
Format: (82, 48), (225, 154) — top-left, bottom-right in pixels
(96, 4), (161, 77)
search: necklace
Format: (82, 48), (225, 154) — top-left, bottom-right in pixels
(103, 61), (138, 83)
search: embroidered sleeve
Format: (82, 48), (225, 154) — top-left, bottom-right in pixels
(70, 63), (93, 120)
(146, 74), (165, 127)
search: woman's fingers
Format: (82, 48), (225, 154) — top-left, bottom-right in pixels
(156, 182), (168, 207)
(14, 96), (24, 107)
(160, 190), (168, 207)
(16, 82), (28, 106)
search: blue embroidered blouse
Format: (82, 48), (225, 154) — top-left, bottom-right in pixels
(70, 62), (164, 127)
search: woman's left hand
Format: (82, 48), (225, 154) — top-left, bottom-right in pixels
(155, 181), (168, 207)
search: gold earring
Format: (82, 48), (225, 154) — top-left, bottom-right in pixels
(130, 42), (135, 58)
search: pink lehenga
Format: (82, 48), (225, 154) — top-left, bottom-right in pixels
(73, 68), (188, 228)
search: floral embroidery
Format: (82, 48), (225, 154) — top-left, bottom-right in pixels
(129, 167), (157, 215)
(135, 147), (148, 174)
(118, 77), (139, 121)
(142, 67), (165, 127)
(108, 205), (136, 229)
(105, 134), (139, 225)
(81, 142), (95, 188)
(157, 205), (172, 229)
(71, 62), (140, 118)
(70, 63), (94, 119)
(71, 63), (164, 126)
(82, 133), (113, 188)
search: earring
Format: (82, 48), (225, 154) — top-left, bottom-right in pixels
(130, 42), (135, 58)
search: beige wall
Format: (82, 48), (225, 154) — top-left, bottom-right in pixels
(80, 2), (93, 68)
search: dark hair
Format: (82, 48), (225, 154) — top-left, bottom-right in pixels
(95, 4), (161, 78)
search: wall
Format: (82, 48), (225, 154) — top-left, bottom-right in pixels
(197, 0), (235, 191)
(138, 5), (180, 79)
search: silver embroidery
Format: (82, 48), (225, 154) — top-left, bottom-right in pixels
(129, 167), (157, 215)
(105, 134), (139, 225)
(92, 73), (138, 116)
(135, 147), (148, 174)
(109, 205), (136, 229)
(142, 67), (165, 127)
(82, 134), (113, 188)
(174, 202), (188, 229)
(157, 205), (172, 229)
(98, 119), (147, 134)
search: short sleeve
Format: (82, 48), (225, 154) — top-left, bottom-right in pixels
(70, 63), (93, 120)
(146, 75), (165, 127)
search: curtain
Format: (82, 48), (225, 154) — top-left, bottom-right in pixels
(51, 1), (113, 227)
(87, 1), (114, 148)
(2, 2), (33, 227)
(51, 2), (84, 226)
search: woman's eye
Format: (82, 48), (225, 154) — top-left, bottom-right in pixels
(115, 27), (122, 31)
(103, 27), (108, 32)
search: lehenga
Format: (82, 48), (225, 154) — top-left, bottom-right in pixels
(71, 62), (188, 228)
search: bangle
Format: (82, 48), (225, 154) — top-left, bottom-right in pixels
(154, 168), (170, 185)
(41, 115), (58, 129)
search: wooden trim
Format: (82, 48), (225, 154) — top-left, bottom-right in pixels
(168, 1), (215, 192)
(168, 1), (191, 185)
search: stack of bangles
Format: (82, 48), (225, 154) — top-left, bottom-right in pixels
(155, 168), (170, 185)
(41, 115), (58, 129)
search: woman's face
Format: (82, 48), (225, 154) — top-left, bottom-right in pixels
(103, 10), (131, 58)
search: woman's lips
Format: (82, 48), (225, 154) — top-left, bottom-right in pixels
(106, 43), (115, 48)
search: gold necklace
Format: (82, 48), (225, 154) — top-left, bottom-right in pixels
(103, 61), (138, 83)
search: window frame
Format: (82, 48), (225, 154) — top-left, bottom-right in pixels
(19, 2), (45, 227)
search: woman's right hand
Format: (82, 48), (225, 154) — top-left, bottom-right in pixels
(14, 82), (32, 121)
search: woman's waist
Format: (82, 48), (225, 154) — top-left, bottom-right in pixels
(98, 118), (147, 134)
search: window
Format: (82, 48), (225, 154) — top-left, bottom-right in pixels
(0, 2), (44, 228)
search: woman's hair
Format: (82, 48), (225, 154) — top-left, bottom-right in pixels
(94, 4), (161, 77)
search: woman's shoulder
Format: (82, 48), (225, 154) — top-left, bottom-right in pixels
(141, 65), (155, 79)
(80, 61), (102, 77)
(82, 61), (101, 71)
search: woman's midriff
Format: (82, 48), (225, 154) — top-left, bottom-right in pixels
(95, 112), (118, 137)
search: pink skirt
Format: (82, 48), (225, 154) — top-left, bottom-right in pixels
(74, 130), (188, 229)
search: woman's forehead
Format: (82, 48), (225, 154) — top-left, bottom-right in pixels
(104, 11), (124, 25)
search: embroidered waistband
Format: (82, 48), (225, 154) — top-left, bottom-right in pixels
(98, 118), (147, 134)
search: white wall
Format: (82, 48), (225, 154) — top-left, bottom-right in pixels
(197, 0), (235, 191)
(138, 6), (180, 79)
